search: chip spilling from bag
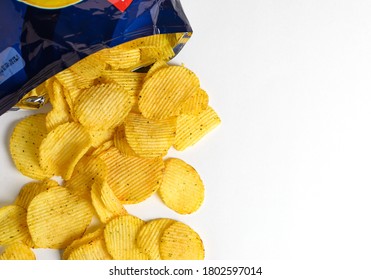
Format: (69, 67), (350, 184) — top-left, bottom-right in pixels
(0, 0), (220, 260)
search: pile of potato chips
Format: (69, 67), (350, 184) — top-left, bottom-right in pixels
(0, 34), (220, 260)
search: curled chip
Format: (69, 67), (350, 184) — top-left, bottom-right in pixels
(124, 112), (177, 158)
(159, 221), (205, 260)
(0, 205), (32, 246)
(0, 242), (36, 260)
(64, 155), (107, 199)
(136, 218), (176, 260)
(181, 88), (209, 115)
(174, 106), (221, 151)
(91, 181), (127, 223)
(39, 122), (92, 180)
(104, 215), (148, 260)
(14, 179), (59, 210)
(138, 66), (200, 120)
(66, 228), (112, 260)
(73, 83), (133, 130)
(9, 114), (52, 180)
(158, 158), (204, 214)
(63, 227), (105, 260)
(113, 126), (137, 157)
(100, 147), (164, 204)
(27, 187), (94, 249)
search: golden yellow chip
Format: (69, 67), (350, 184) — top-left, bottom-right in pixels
(9, 114), (52, 180)
(14, 179), (59, 210)
(0, 205), (32, 246)
(144, 60), (169, 82)
(73, 83), (133, 130)
(39, 122), (92, 180)
(45, 81), (72, 131)
(0, 242), (36, 260)
(104, 215), (147, 260)
(174, 106), (221, 151)
(139, 45), (175, 66)
(89, 140), (114, 157)
(27, 187), (94, 249)
(56, 68), (94, 91)
(89, 129), (114, 148)
(97, 48), (141, 70)
(138, 66), (200, 120)
(62, 227), (104, 260)
(113, 126), (137, 157)
(99, 147), (164, 204)
(64, 155), (107, 199)
(181, 88), (209, 115)
(69, 55), (105, 81)
(67, 237), (112, 260)
(124, 112), (177, 158)
(91, 181), (127, 223)
(159, 221), (205, 260)
(136, 218), (176, 260)
(158, 158), (204, 214)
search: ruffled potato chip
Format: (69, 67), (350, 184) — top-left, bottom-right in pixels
(174, 106), (221, 151)
(9, 114), (52, 180)
(113, 126), (137, 157)
(124, 113), (177, 158)
(0, 205), (32, 246)
(64, 155), (107, 199)
(39, 122), (92, 180)
(138, 66), (200, 120)
(73, 83), (133, 130)
(136, 218), (175, 260)
(158, 158), (204, 214)
(0, 242), (36, 260)
(181, 88), (209, 115)
(99, 147), (164, 204)
(27, 187), (94, 249)
(104, 215), (148, 260)
(159, 221), (205, 260)
(14, 179), (59, 210)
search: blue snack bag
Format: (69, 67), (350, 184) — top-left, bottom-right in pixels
(0, 0), (192, 116)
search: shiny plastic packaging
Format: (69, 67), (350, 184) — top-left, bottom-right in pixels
(0, 0), (192, 116)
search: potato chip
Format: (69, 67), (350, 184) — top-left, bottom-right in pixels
(73, 83), (133, 130)
(56, 68), (94, 91)
(89, 140), (114, 157)
(158, 158), (204, 214)
(0, 242), (36, 260)
(69, 55), (105, 81)
(113, 126), (137, 157)
(89, 129), (114, 148)
(0, 205), (32, 246)
(14, 179), (59, 210)
(91, 181), (127, 223)
(99, 147), (164, 204)
(138, 66), (200, 120)
(62, 227), (104, 260)
(97, 48), (141, 70)
(104, 215), (148, 260)
(45, 81), (71, 131)
(139, 45), (175, 66)
(64, 155), (107, 199)
(181, 88), (209, 115)
(144, 60), (169, 82)
(124, 113), (177, 158)
(39, 122), (92, 180)
(67, 237), (112, 260)
(9, 114), (52, 180)
(174, 106), (221, 151)
(136, 218), (175, 260)
(27, 187), (94, 249)
(159, 221), (205, 260)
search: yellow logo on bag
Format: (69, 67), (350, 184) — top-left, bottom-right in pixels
(18, 0), (83, 9)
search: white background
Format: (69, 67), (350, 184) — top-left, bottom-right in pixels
(1, 0), (371, 269)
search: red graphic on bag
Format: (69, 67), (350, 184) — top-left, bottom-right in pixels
(108, 0), (133, 12)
